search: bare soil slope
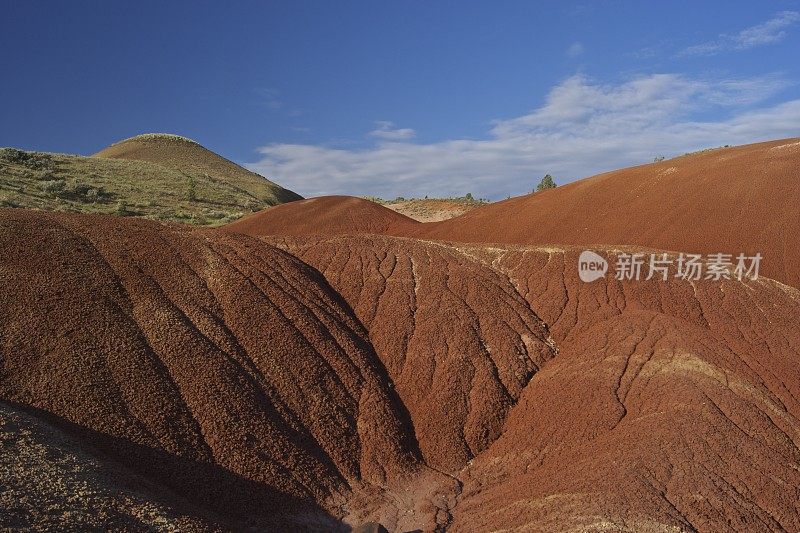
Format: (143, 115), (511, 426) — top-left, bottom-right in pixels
(270, 235), (557, 475)
(225, 195), (419, 236)
(403, 139), (800, 287)
(93, 133), (302, 205)
(450, 245), (800, 531)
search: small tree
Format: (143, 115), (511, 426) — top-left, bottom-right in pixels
(465, 192), (474, 201)
(535, 174), (557, 192)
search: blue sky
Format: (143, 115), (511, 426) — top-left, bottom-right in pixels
(2, 1), (800, 199)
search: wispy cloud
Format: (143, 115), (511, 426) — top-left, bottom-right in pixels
(566, 42), (584, 57)
(249, 73), (798, 200)
(369, 121), (416, 141)
(628, 46), (658, 60)
(680, 11), (800, 56)
(254, 88), (304, 117)
(255, 88), (284, 110)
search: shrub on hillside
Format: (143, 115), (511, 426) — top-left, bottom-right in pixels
(40, 179), (66, 195)
(74, 182), (109, 202)
(34, 169), (56, 181)
(0, 197), (20, 208)
(0, 148), (28, 164)
(187, 177), (197, 201)
(0, 149), (54, 171)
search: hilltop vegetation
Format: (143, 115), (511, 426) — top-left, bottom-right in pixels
(364, 193), (489, 205)
(362, 194), (490, 222)
(0, 134), (302, 226)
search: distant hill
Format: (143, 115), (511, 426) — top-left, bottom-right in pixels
(93, 133), (301, 205)
(377, 197), (488, 222)
(0, 133), (301, 226)
(225, 195), (418, 236)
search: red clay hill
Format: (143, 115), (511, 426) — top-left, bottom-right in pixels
(225, 195), (419, 236)
(405, 138), (800, 287)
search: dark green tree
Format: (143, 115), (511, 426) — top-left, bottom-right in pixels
(535, 174), (557, 192)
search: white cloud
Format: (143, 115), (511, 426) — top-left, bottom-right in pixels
(680, 11), (800, 56)
(566, 42), (584, 57)
(249, 73), (799, 200)
(369, 121), (416, 141)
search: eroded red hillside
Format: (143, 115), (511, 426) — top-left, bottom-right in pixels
(0, 210), (440, 530)
(2, 210), (799, 532)
(268, 235), (800, 531)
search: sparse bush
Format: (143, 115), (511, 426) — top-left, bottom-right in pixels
(0, 197), (20, 208)
(70, 183), (93, 197)
(41, 179), (66, 195)
(187, 177), (197, 202)
(0, 149), (54, 171)
(654, 155), (665, 162)
(27, 154), (54, 171)
(245, 199), (264, 212)
(116, 200), (129, 216)
(0, 148), (28, 164)
(363, 196), (386, 204)
(535, 174), (557, 192)
(84, 186), (108, 203)
(465, 192), (474, 201)
(40, 179), (110, 203)
(34, 169), (56, 181)
(204, 210), (228, 220)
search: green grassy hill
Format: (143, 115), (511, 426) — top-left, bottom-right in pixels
(0, 134), (302, 226)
